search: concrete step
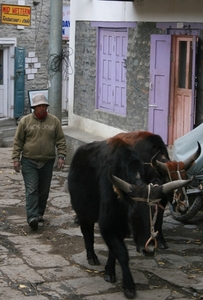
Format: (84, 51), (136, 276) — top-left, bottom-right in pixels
(1, 127), (17, 138)
(0, 117), (17, 127)
(0, 118), (17, 147)
(2, 137), (14, 148)
(62, 117), (68, 126)
(63, 126), (104, 164)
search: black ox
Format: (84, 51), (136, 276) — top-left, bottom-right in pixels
(68, 136), (193, 299)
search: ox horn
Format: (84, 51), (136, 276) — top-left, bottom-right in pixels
(162, 177), (193, 194)
(182, 141), (201, 170)
(108, 168), (193, 196)
(108, 169), (132, 194)
(151, 151), (168, 173)
(152, 141), (201, 172)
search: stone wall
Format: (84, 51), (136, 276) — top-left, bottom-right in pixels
(126, 22), (161, 131)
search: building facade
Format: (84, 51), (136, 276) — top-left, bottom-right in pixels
(0, 0), (70, 120)
(69, 0), (203, 145)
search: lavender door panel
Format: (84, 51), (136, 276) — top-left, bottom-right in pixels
(148, 34), (171, 144)
(98, 29), (127, 115)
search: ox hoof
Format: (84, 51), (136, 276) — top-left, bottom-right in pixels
(143, 249), (155, 256)
(88, 257), (100, 265)
(157, 240), (169, 249)
(104, 273), (116, 283)
(123, 288), (136, 299)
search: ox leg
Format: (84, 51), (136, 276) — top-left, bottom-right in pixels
(155, 205), (169, 250)
(103, 235), (136, 299)
(80, 220), (100, 265)
(104, 250), (116, 283)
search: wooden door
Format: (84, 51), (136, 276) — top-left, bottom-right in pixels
(97, 28), (127, 116)
(169, 36), (197, 144)
(148, 35), (171, 144)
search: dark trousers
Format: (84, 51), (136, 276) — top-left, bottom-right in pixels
(21, 156), (55, 223)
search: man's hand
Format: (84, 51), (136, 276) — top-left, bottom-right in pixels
(57, 157), (65, 170)
(13, 161), (21, 173)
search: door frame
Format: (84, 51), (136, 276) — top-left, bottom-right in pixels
(168, 35), (197, 145)
(0, 38), (16, 118)
(149, 32), (198, 146)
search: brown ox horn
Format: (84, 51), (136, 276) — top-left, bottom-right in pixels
(182, 141), (201, 170)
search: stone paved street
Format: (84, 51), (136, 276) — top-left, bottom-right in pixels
(0, 147), (203, 300)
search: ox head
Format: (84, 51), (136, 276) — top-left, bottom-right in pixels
(108, 169), (192, 255)
(152, 141), (201, 179)
(151, 142), (201, 205)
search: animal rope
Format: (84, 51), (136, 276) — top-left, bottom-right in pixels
(144, 183), (159, 251)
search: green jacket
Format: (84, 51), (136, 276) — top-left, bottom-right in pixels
(12, 113), (67, 161)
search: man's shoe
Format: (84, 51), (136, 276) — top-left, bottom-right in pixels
(38, 215), (45, 222)
(29, 218), (38, 230)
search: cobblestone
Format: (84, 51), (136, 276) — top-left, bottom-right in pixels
(0, 148), (203, 299)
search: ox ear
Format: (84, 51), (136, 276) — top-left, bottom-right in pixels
(108, 168), (132, 194)
(183, 141), (201, 170)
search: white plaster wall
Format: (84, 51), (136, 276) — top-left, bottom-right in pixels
(68, 0), (203, 138)
(72, 0), (203, 22)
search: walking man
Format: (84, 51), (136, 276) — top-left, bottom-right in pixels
(12, 94), (67, 230)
